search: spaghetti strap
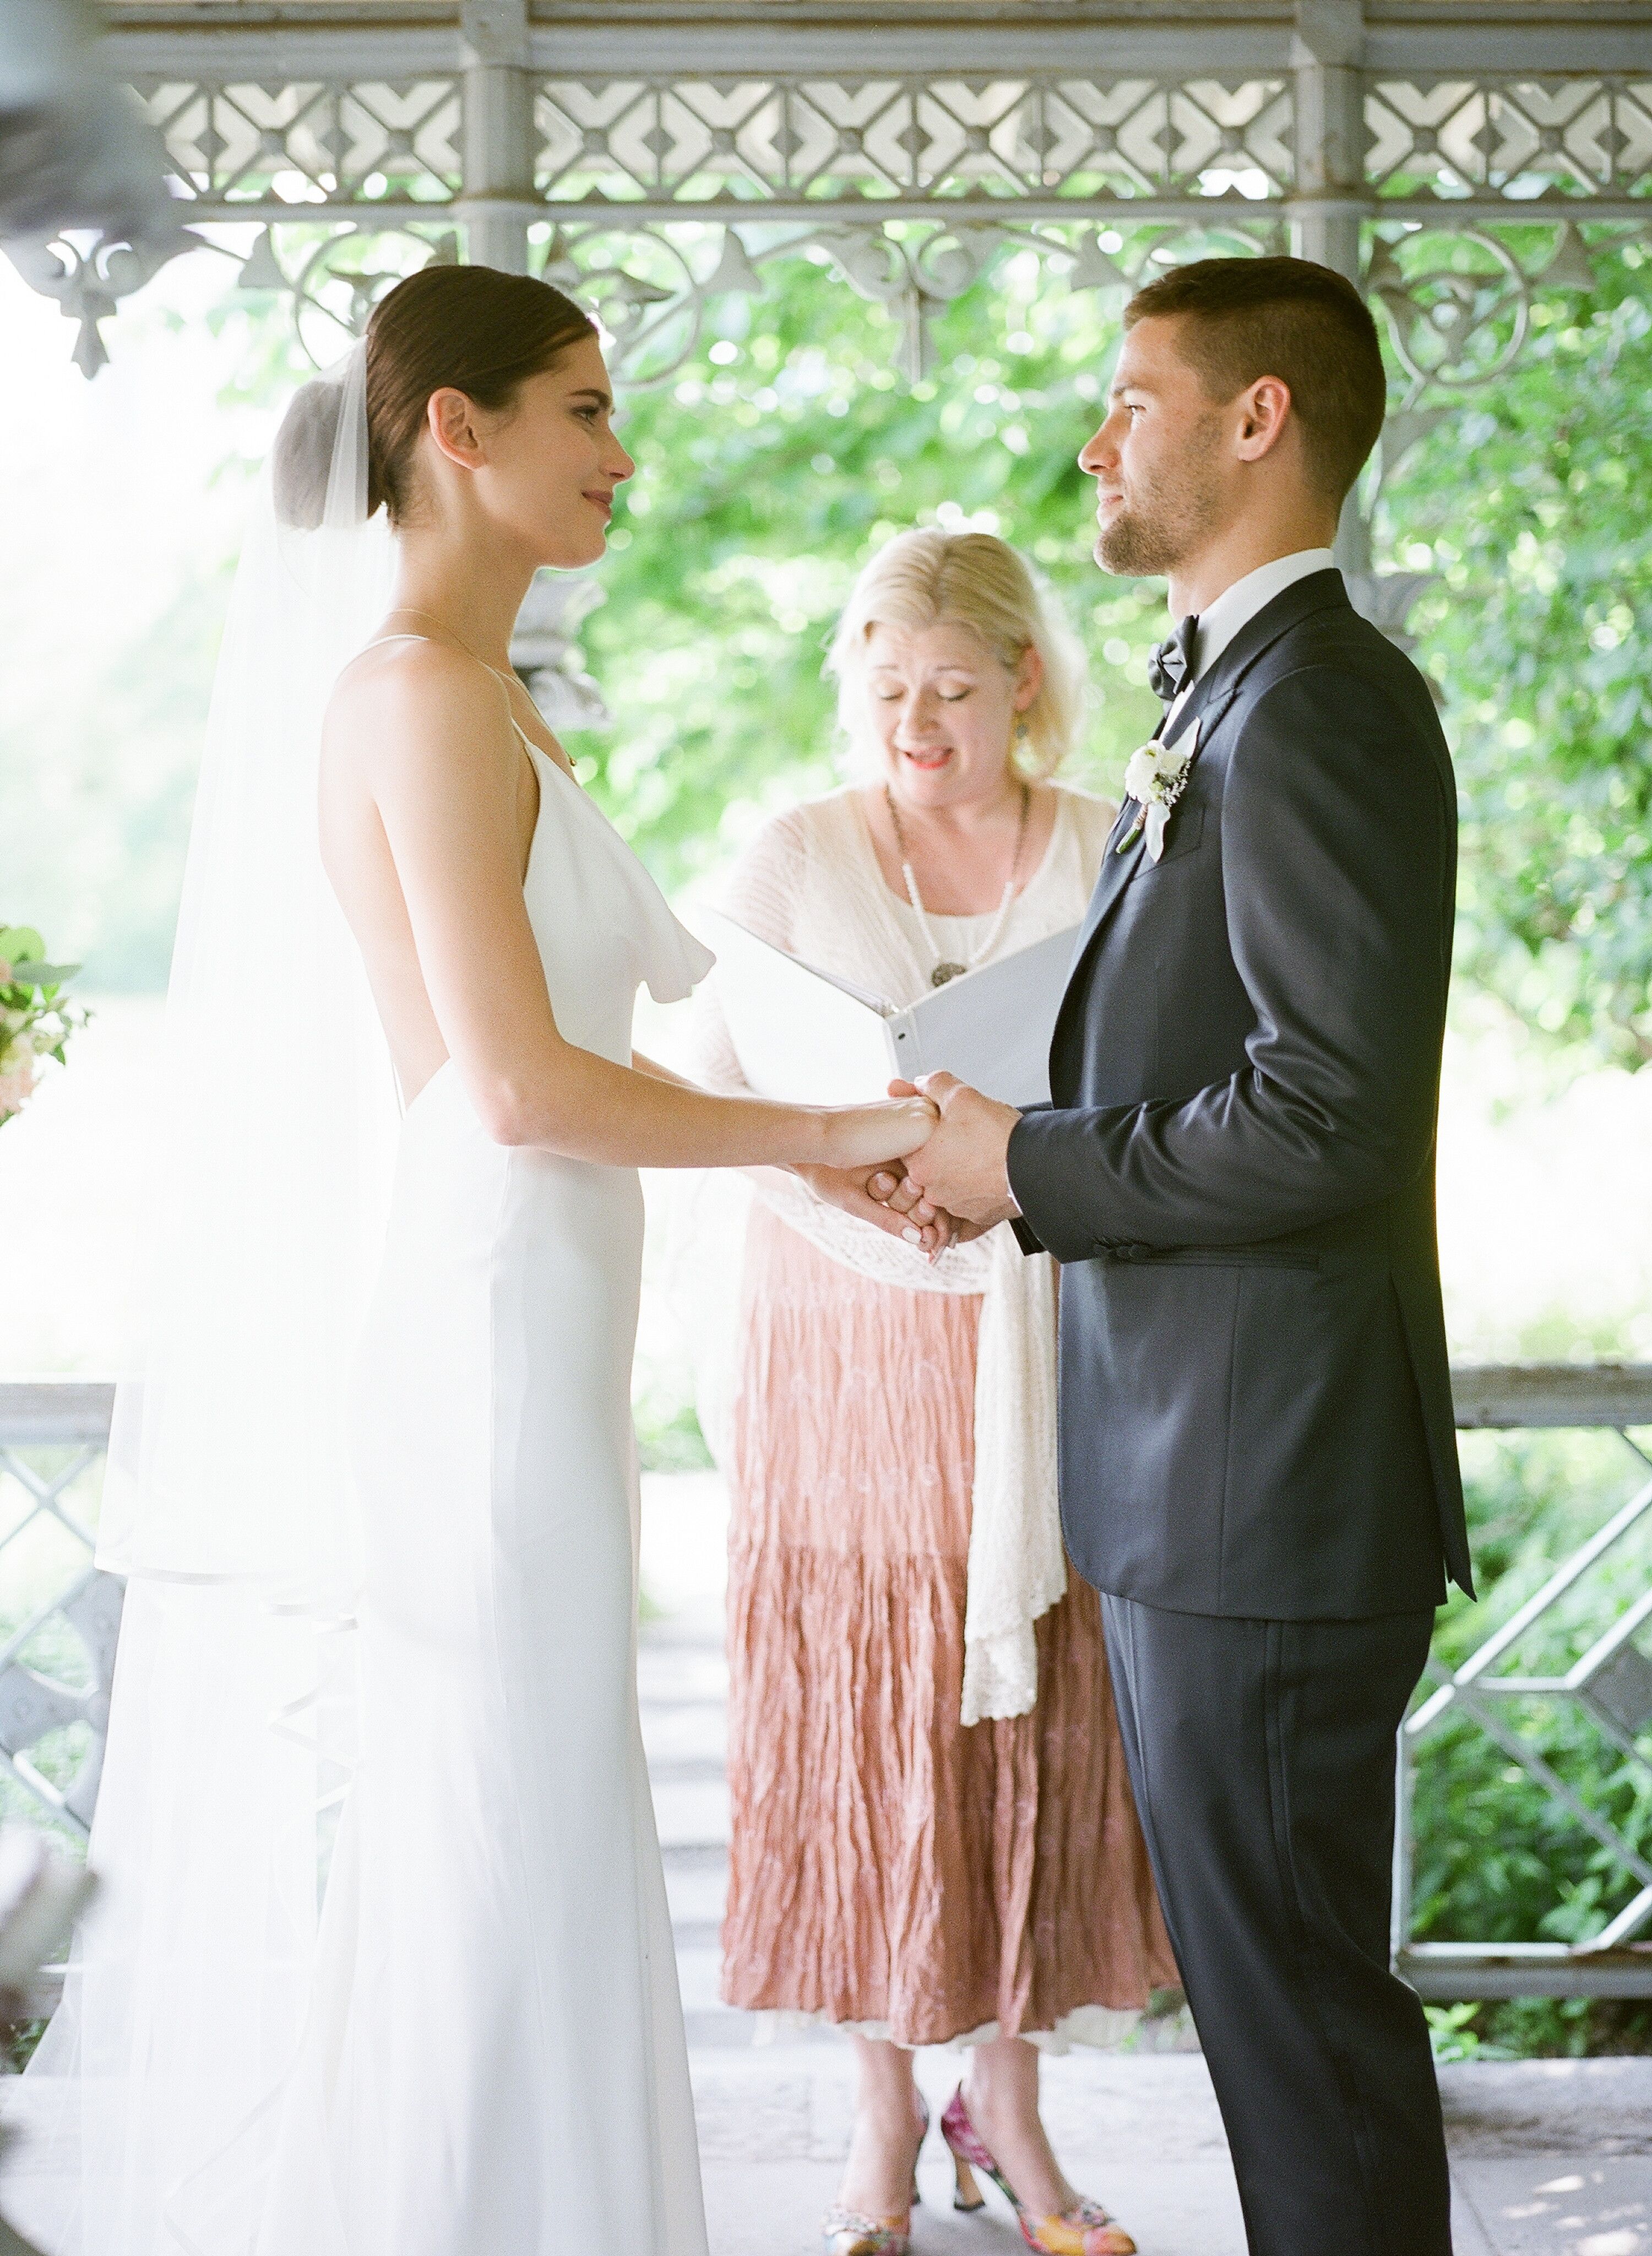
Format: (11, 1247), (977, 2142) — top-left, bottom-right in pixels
(358, 632), (536, 753)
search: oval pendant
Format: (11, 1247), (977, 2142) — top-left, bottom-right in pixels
(931, 962), (967, 988)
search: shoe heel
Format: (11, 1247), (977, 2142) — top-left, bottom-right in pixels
(951, 2153), (986, 2215)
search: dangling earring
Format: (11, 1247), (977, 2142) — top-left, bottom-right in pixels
(1012, 719), (1032, 769)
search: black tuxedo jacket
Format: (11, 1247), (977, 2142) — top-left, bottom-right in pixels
(1007, 569), (1471, 1619)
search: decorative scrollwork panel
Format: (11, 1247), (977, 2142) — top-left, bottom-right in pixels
(1369, 226), (1533, 393)
(133, 77), (463, 209)
(533, 212), (1274, 386)
(533, 74), (1294, 208)
(1369, 78), (1652, 204)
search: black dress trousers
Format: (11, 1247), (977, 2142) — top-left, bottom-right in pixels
(1100, 1595), (1452, 2256)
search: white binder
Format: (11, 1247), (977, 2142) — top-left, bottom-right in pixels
(694, 909), (1080, 1108)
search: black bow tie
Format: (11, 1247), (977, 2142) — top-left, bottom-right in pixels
(1146, 614), (1199, 706)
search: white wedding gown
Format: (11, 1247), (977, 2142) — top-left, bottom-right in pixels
(254, 710), (714, 2255)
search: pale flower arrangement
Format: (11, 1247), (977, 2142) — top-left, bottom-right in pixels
(0, 928), (89, 1128)
(1117, 721), (1200, 864)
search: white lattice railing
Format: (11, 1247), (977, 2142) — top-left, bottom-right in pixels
(0, 1385), (123, 1847)
(1395, 1365), (1652, 2000)
(4, 1370), (1650, 1999)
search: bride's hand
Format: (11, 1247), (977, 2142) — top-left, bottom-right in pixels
(820, 1096), (937, 1173)
(795, 1159), (955, 1256)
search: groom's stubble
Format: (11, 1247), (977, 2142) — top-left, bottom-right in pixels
(1094, 404), (1227, 581)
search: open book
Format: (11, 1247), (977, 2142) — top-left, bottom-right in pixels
(694, 909), (1082, 1108)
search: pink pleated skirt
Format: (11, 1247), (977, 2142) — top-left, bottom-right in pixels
(720, 1205), (1178, 2047)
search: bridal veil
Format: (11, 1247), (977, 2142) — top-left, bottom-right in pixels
(29, 346), (400, 2255)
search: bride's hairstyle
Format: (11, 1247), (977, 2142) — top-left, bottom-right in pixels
(273, 263), (596, 528)
(826, 527), (1086, 780)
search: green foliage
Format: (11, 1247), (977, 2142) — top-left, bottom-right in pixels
(633, 1391), (713, 1475)
(16, 230), (1652, 1073)
(1427, 1991), (1651, 2061)
(0, 551), (237, 992)
(0, 923), (89, 1111)
(563, 247), (1165, 887)
(0, 928), (80, 1007)
(1426, 2000), (1513, 2062)
(1381, 236), (1652, 1071)
(1410, 1429), (1652, 2054)
(563, 229), (1652, 1075)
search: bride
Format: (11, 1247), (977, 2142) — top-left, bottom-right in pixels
(31, 264), (941, 2256)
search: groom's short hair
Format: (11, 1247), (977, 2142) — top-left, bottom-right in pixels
(1124, 255), (1385, 506)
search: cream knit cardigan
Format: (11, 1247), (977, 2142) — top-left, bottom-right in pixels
(687, 783), (1115, 1724)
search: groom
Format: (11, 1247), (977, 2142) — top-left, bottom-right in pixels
(890, 256), (1472, 2255)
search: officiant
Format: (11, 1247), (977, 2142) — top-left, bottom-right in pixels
(688, 529), (1175, 2256)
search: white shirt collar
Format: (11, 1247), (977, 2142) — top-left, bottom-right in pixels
(1186, 549), (1338, 683)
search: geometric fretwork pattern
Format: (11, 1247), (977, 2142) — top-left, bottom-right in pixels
(1396, 1394), (1652, 1991)
(112, 72), (1652, 218)
(535, 75), (1294, 205)
(0, 1434), (123, 1843)
(133, 78), (462, 207)
(1370, 79), (1652, 201)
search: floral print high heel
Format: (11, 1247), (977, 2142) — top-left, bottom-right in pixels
(821, 2095), (930, 2256)
(818, 2210), (912, 2256)
(940, 2084), (1137, 2256)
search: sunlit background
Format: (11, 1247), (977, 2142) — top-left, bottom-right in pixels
(4, 244), (1649, 1393)
(6, 230), (1652, 2059)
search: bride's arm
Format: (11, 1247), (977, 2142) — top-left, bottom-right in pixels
(676, 814), (955, 1251)
(631, 1049), (952, 1250)
(631, 1051), (694, 1089)
(347, 652), (933, 1173)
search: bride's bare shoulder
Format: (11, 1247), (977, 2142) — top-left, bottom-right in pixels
(330, 633), (501, 724)
(324, 636), (515, 789)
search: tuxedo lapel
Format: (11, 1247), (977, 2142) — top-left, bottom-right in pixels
(1068, 802), (1146, 967)
(1193, 565), (1349, 702)
(1159, 567), (1348, 760)
(1061, 688), (1211, 992)
(1048, 568), (1352, 1071)
(1066, 648), (1215, 969)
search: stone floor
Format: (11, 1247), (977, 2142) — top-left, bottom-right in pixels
(1, 1477), (1645, 2253)
(639, 1476), (1652, 2256)
(688, 2046), (1652, 2256)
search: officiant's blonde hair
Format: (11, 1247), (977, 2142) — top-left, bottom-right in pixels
(827, 528), (1085, 780)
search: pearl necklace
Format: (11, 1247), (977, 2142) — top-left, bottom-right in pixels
(884, 782), (1031, 988)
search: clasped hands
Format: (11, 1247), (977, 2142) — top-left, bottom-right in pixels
(801, 1073), (1023, 1257)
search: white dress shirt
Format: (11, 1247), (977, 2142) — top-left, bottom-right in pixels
(1165, 547), (1337, 729)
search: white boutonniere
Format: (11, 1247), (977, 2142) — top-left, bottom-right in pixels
(1116, 719), (1200, 863)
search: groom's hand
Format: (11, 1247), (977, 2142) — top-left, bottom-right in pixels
(890, 1074), (1023, 1229)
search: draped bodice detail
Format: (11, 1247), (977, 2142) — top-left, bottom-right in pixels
(516, 741), (712, 1062)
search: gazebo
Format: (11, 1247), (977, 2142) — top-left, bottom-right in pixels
(3, 0), (1651, 2095)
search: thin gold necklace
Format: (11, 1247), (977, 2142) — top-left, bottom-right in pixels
(884, 781), (1031, 988)
(388, 605), (513, 680)
(386, 607), (582, 785)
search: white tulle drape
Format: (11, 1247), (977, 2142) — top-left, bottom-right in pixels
(28, 349), (400, 2256)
